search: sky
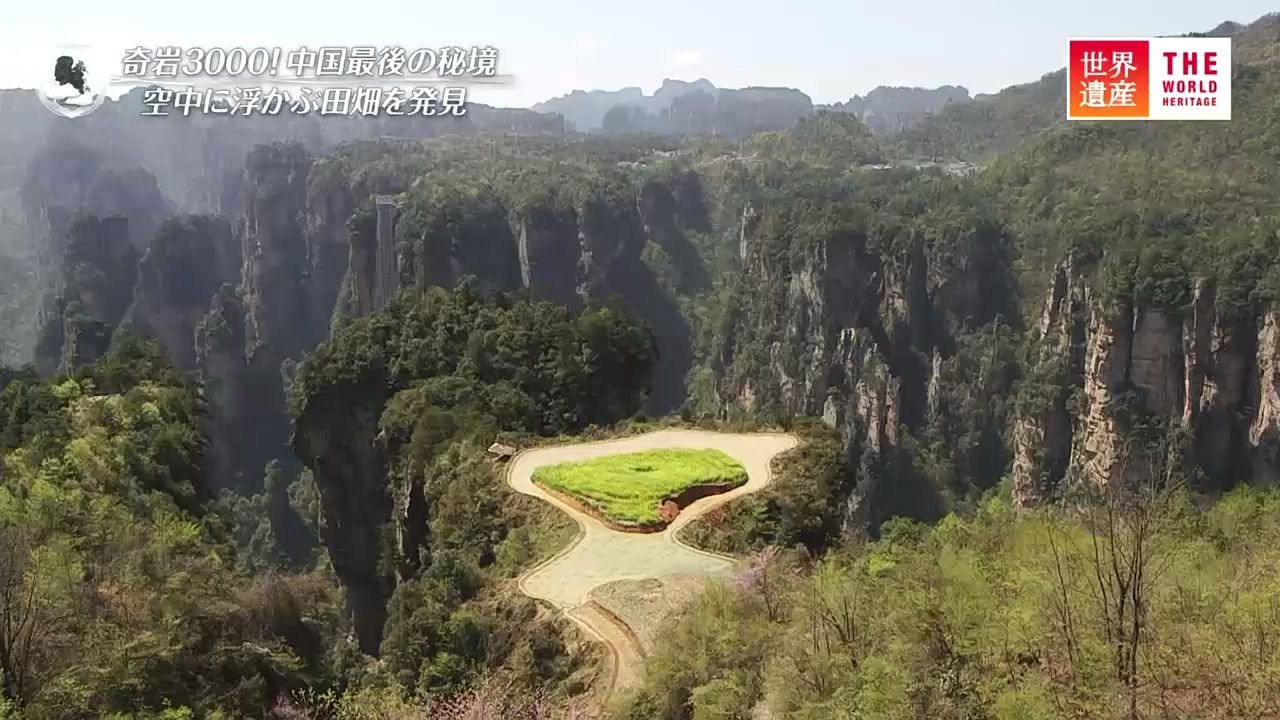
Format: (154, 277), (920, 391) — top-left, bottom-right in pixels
(0, 0), (1273, 107)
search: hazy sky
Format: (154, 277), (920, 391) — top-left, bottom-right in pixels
(0, 0), (1272, 107)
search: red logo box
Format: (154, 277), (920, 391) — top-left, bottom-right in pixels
(1068, 39), (1150, 119)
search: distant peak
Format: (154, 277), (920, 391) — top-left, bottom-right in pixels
(1205, 20), (1245, 36)
(657, 78), (716, 91)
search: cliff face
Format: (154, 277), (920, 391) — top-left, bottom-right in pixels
(345, 172), (701, 412)
(292, 397), (390, 655)
(240, 143), (316, 363)
(517, 203), (582, 308)
(20, 141), (169, 373)
(291, 172), (700, 649)
(1010, 258), (1088, 506)
(508, 184), (694, 412)
(18, 139), (352, 490)
(34, 215), (139, 374)
(124, 215), (235, 371)
(191, 142), (352, 489)
(1065, 298), (1135, 492)
(304, 159), (356, 341)
(196, 285), (251, 486)
(1011, 266), (1280, 507)
(637, 179), (711, 293)
(712, 200), (1013, 529)
(1249, 311), (1280, 484)
(20, 140), (170, 255)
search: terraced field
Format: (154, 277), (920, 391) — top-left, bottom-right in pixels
(531, 448), (748, 527)
(507, 429), (798, 699)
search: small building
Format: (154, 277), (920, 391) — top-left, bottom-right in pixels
(487, 442), (517, 460)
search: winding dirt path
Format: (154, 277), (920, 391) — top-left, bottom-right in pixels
(508, 429), (798, 699)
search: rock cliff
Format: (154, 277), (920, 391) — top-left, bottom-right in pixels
(333, 160), (700, 413)
(1011, 265), (1280, 507)
(240, 143), (316, 363)
(20, 140), (170, 255)
(34, 214), (138, 374)
(292, 395), (391, 655)
(710, 192), (1014, 529)
(124, 215), (236, 370)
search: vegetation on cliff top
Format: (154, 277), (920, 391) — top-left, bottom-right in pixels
(287, 283), (660, 705)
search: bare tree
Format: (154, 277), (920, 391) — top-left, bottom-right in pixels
(277, 673), (592, 720)
(424, 675), (583, 720)
(0, 525), (42, 707)
(734, 545), (788, 622)
(1056, 422), (1185, 720)
(772, 559), (865, 703)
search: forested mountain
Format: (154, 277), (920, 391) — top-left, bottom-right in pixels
(2, 11), (1280, 720)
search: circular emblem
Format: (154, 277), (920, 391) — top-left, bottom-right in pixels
(36, 45), (114, 118)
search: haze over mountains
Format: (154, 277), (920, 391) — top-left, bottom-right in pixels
(532, 77), (978, 137)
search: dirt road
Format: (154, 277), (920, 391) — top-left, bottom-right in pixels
(508, 429), (798, 698)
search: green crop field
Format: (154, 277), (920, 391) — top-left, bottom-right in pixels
(531, 448), (748, 527)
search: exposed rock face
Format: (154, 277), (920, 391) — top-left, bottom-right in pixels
(592, 209), (693, 415)
(517, 203), (582, 308)
(288, 173), (698, 650)
(339, 207), (379, 319)
(187, 142), (356, 489)
(1249, 311), (1280, 485)
(713, 205), (1009, 527)
(1130, 308), (1183, 417)
(637, 179), (711, 292)
(1011, 259), (1088, 507)
(577, 193), (646, 299)
(304, 159), (356, 340)
(372, 197), (400, 311)
(292, 399), (391, 655)
(1188, 283), (1253, 486)
(507, 184), (696, 411)
(35, 214), (138, 373)
(240, 143), (315, 363)
(20, 141), (170, 372)
(196, 286), (252, 486)
(1182, 280), (1215, 428)
(1066, 299), (1134, 491)
(365, 176), (694, 412)
(21, 140), (169, 255)
(195, 284), (294, 490)
(668, 170), (713, 235)
(1012, 262), (1280, 507)
(407, 199), (521, 296)
(125, 215), (235, 370)
(3, 85), (569, 363)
